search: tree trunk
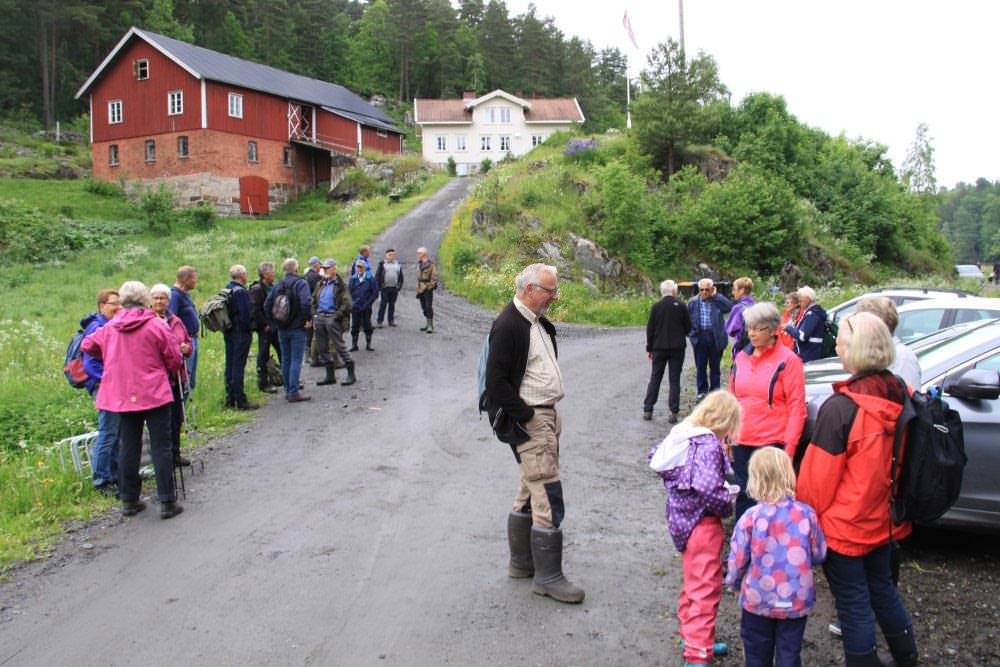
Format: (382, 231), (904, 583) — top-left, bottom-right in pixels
(37, 11), (52, 129)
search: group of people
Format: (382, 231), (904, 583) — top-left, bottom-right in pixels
(482, 263), (920, 666)
(77, 247), (440, 518)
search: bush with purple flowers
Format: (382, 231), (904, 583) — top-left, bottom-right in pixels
(563, 138), (602, 164)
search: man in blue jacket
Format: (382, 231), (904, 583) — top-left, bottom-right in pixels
(265, 258), (314, 402)
(169, 266), (200, 390)
(224, 264), (257, 410)
(687, 278), (733, 400)
(784, 286), (828, 362)
(81, 288), (121, 493)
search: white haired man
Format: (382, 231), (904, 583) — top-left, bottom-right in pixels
(483, 263), (584, 604)
(687, 278), (733, 399)
(784, 286), (828, 363)
(644, 279), (692, 423)
(223, 264), (257, 410)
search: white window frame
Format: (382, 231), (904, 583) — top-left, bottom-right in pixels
(247, 140), (258, 163)
(177, 135), (189, 158)
(499, 107), (511, 124)
(455, 135), (467, 152)
(500, 135), (511, 152)
(144, 139), (156, 163)
(168, 90), (183, 116)
(435, 135), (446, 152)
(108, 100), (123, 125)
(109, 144), (119, 167)
(228, 92), (243, 119)
(532, 135), (544, 147)
(376, 129), (388, 138)
(480, 135), (491, 151)
(134, 59), (149, 80)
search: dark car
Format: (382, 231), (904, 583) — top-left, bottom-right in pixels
(801, 319), (1000, 531)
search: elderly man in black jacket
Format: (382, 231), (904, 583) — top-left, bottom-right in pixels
(643, 279), (692, 423)
(483, 263), (584, 605)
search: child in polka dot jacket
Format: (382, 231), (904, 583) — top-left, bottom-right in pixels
(725, 447), (827, 666)
(649, 390), (743, 667)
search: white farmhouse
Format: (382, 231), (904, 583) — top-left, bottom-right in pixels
(414, 89), (585, 173)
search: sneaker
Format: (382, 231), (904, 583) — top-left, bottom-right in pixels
(122, 500), (146, 516)
(287, 392), (312, 403)
(160, 502), (184, 519)
(642, 410), (652, 421)
(695, 393), (707, 403)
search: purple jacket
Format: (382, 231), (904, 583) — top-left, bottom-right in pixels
(649, 423), (734, 552)
(725, 497), (827, 619)
(725, 296), (755, 343)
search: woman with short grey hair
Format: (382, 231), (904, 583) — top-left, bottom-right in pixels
(119, 280), (152, 308)
(728, 301), (806, 519)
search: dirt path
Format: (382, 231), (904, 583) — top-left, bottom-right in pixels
(2, 177), (999, 666)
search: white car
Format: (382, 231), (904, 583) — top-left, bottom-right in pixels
(828, 287), (975, 326)
(895, 296), (1000, 343)
(956, 264), (986, 282)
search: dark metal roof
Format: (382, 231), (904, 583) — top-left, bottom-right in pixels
(79, 27), (402, 135)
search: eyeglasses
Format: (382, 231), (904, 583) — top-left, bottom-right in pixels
(699, 288), (712, 292)
(531, 283), (559, 295)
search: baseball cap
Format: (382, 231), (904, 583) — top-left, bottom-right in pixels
(308, 256), (321, 266)
(321, 258), (336, 269)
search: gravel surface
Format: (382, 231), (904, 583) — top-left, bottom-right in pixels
(2, 177), (999, 666)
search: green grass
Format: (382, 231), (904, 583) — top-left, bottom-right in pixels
(0, 171), (449, 570)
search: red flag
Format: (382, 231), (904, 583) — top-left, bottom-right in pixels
(623, 10), (639, 49)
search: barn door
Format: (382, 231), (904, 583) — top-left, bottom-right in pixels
(239, 175), (269, 215)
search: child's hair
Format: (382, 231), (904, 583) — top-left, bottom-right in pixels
(747, 447), (797, 503)
(687, 390), (741, 438)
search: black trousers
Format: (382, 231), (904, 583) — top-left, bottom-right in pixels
(256, 328), (281, 386)
(643, 348), (685, 414)
(351, 307), (374, 337)
(418, 290), (434, 319)
(377, 287), (399, 324)
(118, 404), (174, 503)
(223, 330), (252, 401)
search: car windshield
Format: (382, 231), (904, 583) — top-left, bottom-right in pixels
(916, 321), (1000, 383)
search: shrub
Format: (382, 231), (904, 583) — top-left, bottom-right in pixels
(452, 245), (479, 276)
(83, 178), (123, 198)
(563, 138), (603, 165)
(138, 184), (176, 233)
(446, 156), (457, 176)
(480, 158), (492, 174)
(188, 203), (217, 230)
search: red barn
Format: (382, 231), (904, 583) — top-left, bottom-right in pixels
(76, 27), (404, 215)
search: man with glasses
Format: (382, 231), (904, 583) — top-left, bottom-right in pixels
(687, 278), (733, 400)
(483, 263), (584, 604)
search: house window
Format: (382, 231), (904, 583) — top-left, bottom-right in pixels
(283, 147), (293, 167)
(247, 141), (258, 163)
(532, 135), (544, 147)
(144, 140), (156, 163)
(480, 135), (491, 151)
(109, 144), (119, 167)
(489, 107), (511, 123)
(228, 92), (243, 118)
(435, 135), (446, 152)
(108, 100), (123, 124)
(377, 129), (388, 138)
(177, 135), (189, 158)
(168, 90), (183, 116)
(500, 136), (511, 152)
(134, 59), (149, 80)
(455, 135), (467, 152)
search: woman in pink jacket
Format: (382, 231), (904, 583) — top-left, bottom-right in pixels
(728, 302), (806, 521)
(82, 281), (184, 519)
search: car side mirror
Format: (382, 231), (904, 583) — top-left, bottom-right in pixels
(942, 368), (1000, 400)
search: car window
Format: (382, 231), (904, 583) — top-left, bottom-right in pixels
(976, 351), (1000, 373)
(917, 323), (1000, 382)
(832, 302), (857, 324)
(897, 308), (947, 342)
(954, 308), (988, 324)
(897, 296), (929, 307)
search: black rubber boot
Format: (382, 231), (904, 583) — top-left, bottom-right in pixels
(350, 334), (359, 351)
(317, 364), (337, 386)
(844, 649), (885, 667)
(530, 526), (585, 603)
(365, 333), (374, 351)
(886, 626), (918, 667)
(425, 317), (434, 334)
(419, 318), (429, 332)
(342, 361), (357, 386)
(507, 512), (534, 578)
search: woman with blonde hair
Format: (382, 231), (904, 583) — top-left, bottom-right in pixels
(725, 277), (755, 358)
(649, 390), (742, 665)
(726, 447), (826, 666)
(797, 312), (917, 666)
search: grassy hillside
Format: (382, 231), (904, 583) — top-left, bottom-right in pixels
(0, 169), (449, 569)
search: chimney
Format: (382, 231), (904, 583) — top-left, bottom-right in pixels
(463, 90), (476, 100)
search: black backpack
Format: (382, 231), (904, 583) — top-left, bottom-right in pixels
(890, 382), (967, 524)
(820, 319), (838, 358)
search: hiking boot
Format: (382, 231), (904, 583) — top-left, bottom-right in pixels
(174, 455), (192, 467)
(236, 399), (259, 411)
(426, 318), (434, 334)
(287, 392), (312, 402)
(844, 650), (884, 667)
(95, 481), (118, 497)
(160, 502), (184, 520)
(389, 322), (397, 327)
(317, 365), (337, 386)
(349, 336), (359, 352)
(365, 334), (374, 351)
(642, 409), (652, 421)
(122, 500), (146, 516)
(886, 626), (918, 667)
(342, 361), (357, 386)
(668, 412), (679, 424)
(508, 512), (534, 578)
(530, 526), (585, 604)
(420, 318), (429, 332)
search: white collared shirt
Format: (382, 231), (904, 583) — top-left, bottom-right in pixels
(513, 296), (564, 406)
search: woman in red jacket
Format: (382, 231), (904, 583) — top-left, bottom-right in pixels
(797, 312), (917, 667)
(728, 302), (806, 520)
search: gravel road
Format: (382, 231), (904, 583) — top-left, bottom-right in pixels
(2, 177), (999, 666)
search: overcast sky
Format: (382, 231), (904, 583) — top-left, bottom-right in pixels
(504, 0), (998, 188)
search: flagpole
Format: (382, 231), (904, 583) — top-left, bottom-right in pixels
(626, 67), (632, 130)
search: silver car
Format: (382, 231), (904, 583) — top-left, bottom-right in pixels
(801, 319), (1000, 531)
(828, 287), (975, 326)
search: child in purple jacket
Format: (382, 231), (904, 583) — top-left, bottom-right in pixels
(725, 447), (827, 667)
(649, 390), (742, 666)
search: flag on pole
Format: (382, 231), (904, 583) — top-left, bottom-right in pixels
(623, 10), (638, 50)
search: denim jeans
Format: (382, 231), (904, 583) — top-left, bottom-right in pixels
(693, 333), (722, 395)
(278, 327), (307, 397)
(223, 329), (253, 402)
(186, 336), (199, 391)
(91, 408), (120, 487)
(823, 545), (913, 658)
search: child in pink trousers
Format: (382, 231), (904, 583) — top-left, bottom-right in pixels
(649, 390), (742, 666)
(725, 447), (827, 667)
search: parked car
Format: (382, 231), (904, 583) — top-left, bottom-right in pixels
(801, 318), (1000, 531)
(956, 264), (986, 281)
(894, 296), (1000, 342)
(827, 287), (975, 326)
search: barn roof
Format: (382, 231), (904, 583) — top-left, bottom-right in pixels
(414, 90), (585, 125)
(76, 27), (402, 135)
